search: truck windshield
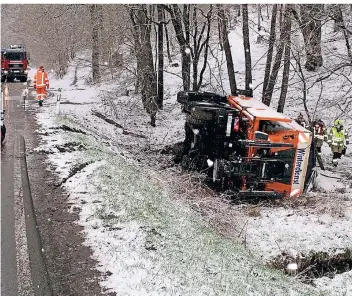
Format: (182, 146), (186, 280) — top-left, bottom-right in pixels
(4, 52), (25, 60)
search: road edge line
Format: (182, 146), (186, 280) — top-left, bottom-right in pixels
(19, 135), (53, 296)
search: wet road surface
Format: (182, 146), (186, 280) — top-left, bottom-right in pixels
(1, 81), (112, 295)
(1, 84), (18, 295)
(1, 81), (33, 295)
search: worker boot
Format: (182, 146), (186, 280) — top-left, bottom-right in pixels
(332, 152), (339, 167)
(38, 100), (43, 107)
(316, 146), (322, 156)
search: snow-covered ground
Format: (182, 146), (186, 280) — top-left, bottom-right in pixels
(31, 8), (352, 296)
(34, 98), (322, 296)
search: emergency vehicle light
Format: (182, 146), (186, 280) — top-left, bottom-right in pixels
(10, 45), (23, 49)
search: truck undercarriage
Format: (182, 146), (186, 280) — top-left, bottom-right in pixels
(177, 91), (316, 199)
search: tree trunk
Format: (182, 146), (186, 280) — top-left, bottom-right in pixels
(157, 5), (164, 109)
(219, 4), (237, 95)
(98, 5), (104, 65)
(277, 5), (292, 113)
(300, 4), (323, 71)
(336, 6), (352, 62)
(257, 4), (261, 31)
(330, 4), (343, 32)
(163, 10), (172, 63)
(196, 6), (212, 91)
(217, 5), (223, 51)
(181, 50), (191, 91)
(129, 5), (158, 126)
(242, 4), (252, 92)
(192, 6), (198, 91)
(90, 4), (100, 83)
(266, 4), (270, 19)
(166, 4), (191, 91)
(262, 4), (278, 101)
(263, 5), (289, 106)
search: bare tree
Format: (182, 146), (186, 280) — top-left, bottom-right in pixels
(262, 4), (278, 100)
(90, 4), (101, 82)
(163, 10), (173, 64)
(163, 4), (213, 91)
(329, 5), (352, 62)
(162, 4), (191, 90)
(217, 5), (223, 51)
(263, 5), (290, 106)
(218, 4), (237, 95)
(277, 5), (292, 113)
(191, 5), (213, 91)
(328, 4), (344, 32)
(292, 4), (324, 71)
(157, 5), (164, 109)
(291, 50), (311, 123)
(242, 4), (252, 93)
(129, 5), (158, 126)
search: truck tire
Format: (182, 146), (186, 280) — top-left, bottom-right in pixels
(1, 77), (5, 83)
(20, 76), (27, 82)
(7, 77), (14, 83)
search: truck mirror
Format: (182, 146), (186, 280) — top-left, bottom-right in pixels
(254, 131), (269, 141)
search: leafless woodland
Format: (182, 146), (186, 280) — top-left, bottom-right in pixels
(2, 4), (352, 124)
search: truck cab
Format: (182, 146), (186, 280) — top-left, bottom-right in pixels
(1, 45), (30, 82)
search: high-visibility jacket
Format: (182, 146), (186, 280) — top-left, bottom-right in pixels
(34, 70), (49, 88)
(327, 126), (349, 147)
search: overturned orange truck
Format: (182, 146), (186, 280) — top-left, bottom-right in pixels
(178, 90), (315, 198)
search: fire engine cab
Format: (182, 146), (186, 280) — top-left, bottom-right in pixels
(1, 45), (30, 82)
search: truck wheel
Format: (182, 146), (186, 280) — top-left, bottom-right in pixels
(7, 78), (14, 83)
(20, 76), (27, 82)
(1, 77), (5, 83)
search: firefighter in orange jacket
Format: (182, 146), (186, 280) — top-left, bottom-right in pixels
(33, 66), (49, 106)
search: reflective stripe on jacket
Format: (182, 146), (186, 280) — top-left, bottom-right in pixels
(327, 127), (348, 146)
(33, 70), (49, 88)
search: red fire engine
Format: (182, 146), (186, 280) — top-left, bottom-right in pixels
(1, 45), (30, 82)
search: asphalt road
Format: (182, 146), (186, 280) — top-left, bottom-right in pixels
(1, 82), (37, 296)
(1, 84), (18, 295)
(1, 81), (113, 296)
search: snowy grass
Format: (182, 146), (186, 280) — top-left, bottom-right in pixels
(33, 7), (352, 295)
(41, 116), (323, 296)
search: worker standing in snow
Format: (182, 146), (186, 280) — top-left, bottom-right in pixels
(33, 65), (49, 106)
(327, 119), (349, 167)
(311, 119), (327, 156)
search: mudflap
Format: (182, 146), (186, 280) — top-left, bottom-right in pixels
(303, 168), (318, 194)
